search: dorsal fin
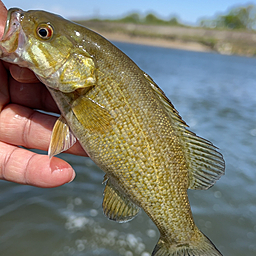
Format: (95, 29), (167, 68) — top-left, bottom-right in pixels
(102, 176), (141, 222)
(144, 73), (225, 190)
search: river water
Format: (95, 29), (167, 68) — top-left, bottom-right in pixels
(0, 42), (256, 256)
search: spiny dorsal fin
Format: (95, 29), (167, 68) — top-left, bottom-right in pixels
(144, 73), (225, 190)
(71, 96), (113, 134)
(102, 176), (140, 223)
(48, 115), (77, 158)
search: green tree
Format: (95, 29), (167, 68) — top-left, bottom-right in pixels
(169, 17), (179, 25)
(120, 13), (141, 23)
(114, 12), (182, 26)
(200, 4), (256, 30)
(144, 13), (165, 24)
(218, 13), (246, 29)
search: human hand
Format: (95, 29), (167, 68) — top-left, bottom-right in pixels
(0, 2), (87, 187)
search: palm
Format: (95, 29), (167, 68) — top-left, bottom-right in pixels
(0, 2), (86, 187)
(0, 62), (86, 187)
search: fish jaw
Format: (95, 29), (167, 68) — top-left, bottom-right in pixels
(0, 8), (95, 93)
(0, 8), (28, 66)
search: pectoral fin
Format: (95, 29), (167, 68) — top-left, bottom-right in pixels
(72, 96), (112, 133)
(48, 115), (77, 158)
(102, 177), (140, 223)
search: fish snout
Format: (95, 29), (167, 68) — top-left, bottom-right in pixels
(0, 8), (26, 61)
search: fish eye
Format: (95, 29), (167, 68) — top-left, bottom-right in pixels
(36, 24), (53, 40)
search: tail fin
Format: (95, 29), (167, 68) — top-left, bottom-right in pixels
(152, 233), (222, 256)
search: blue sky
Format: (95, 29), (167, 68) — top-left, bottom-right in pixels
(2, 0), (256, 25)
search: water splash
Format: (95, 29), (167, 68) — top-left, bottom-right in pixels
(53, 197), (153, 256)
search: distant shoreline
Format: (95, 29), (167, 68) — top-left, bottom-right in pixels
(100, 32), (213, 53)
(77, 20), (256, 57)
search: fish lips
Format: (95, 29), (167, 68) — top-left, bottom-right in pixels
(0, 8), (26, 59)
(2, 8), (23, 40)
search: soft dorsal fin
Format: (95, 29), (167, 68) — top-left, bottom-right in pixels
(102, 176), (141, 222)
(48, 115), (77, 158)
(144, 73), (225, 190)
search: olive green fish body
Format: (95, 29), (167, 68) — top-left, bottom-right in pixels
(49, 66), (195, 242)
(0, 9), (225, 255)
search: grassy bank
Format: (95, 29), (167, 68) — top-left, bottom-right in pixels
(75, 20), (256, 56)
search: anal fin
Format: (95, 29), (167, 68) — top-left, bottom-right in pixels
(102, 177), (140, 223)
(48, 115), (76, 158)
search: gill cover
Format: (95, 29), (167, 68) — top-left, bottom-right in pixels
(1, 8), (97, 93)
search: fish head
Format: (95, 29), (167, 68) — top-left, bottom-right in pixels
(0, 8), (83, 86)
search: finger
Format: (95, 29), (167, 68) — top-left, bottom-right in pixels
(9, 75), (59, 113)
(0, 103), (87, 156)
(0, 2), (7, 38)
(9, 64), (39, 83)
(2, 62), (59, 113)
(0, 142), (76, 187)
(0, 61), (9, 111)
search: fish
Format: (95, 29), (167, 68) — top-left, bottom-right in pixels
(0, 8), (225, 256)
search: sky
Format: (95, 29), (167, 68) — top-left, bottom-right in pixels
(2, 0), (256, 25)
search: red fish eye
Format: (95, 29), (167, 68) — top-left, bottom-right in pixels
(36, 24), (53, 39)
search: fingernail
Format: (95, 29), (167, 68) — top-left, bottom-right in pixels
(68, 170), (76, 183)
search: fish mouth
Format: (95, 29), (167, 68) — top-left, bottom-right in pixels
(0, 8), (27, 61)
(2, 8), (23, 40)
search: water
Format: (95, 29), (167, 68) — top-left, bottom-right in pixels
(1, 42), (256, 256)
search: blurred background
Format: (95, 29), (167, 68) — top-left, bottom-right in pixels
(0, 1), (256, 256)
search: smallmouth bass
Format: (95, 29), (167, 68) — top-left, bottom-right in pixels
(0, 8), (225, 256)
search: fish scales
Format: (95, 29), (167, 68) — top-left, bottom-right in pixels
(0, 8), (225, 256)
(50, 49), (196, 242)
